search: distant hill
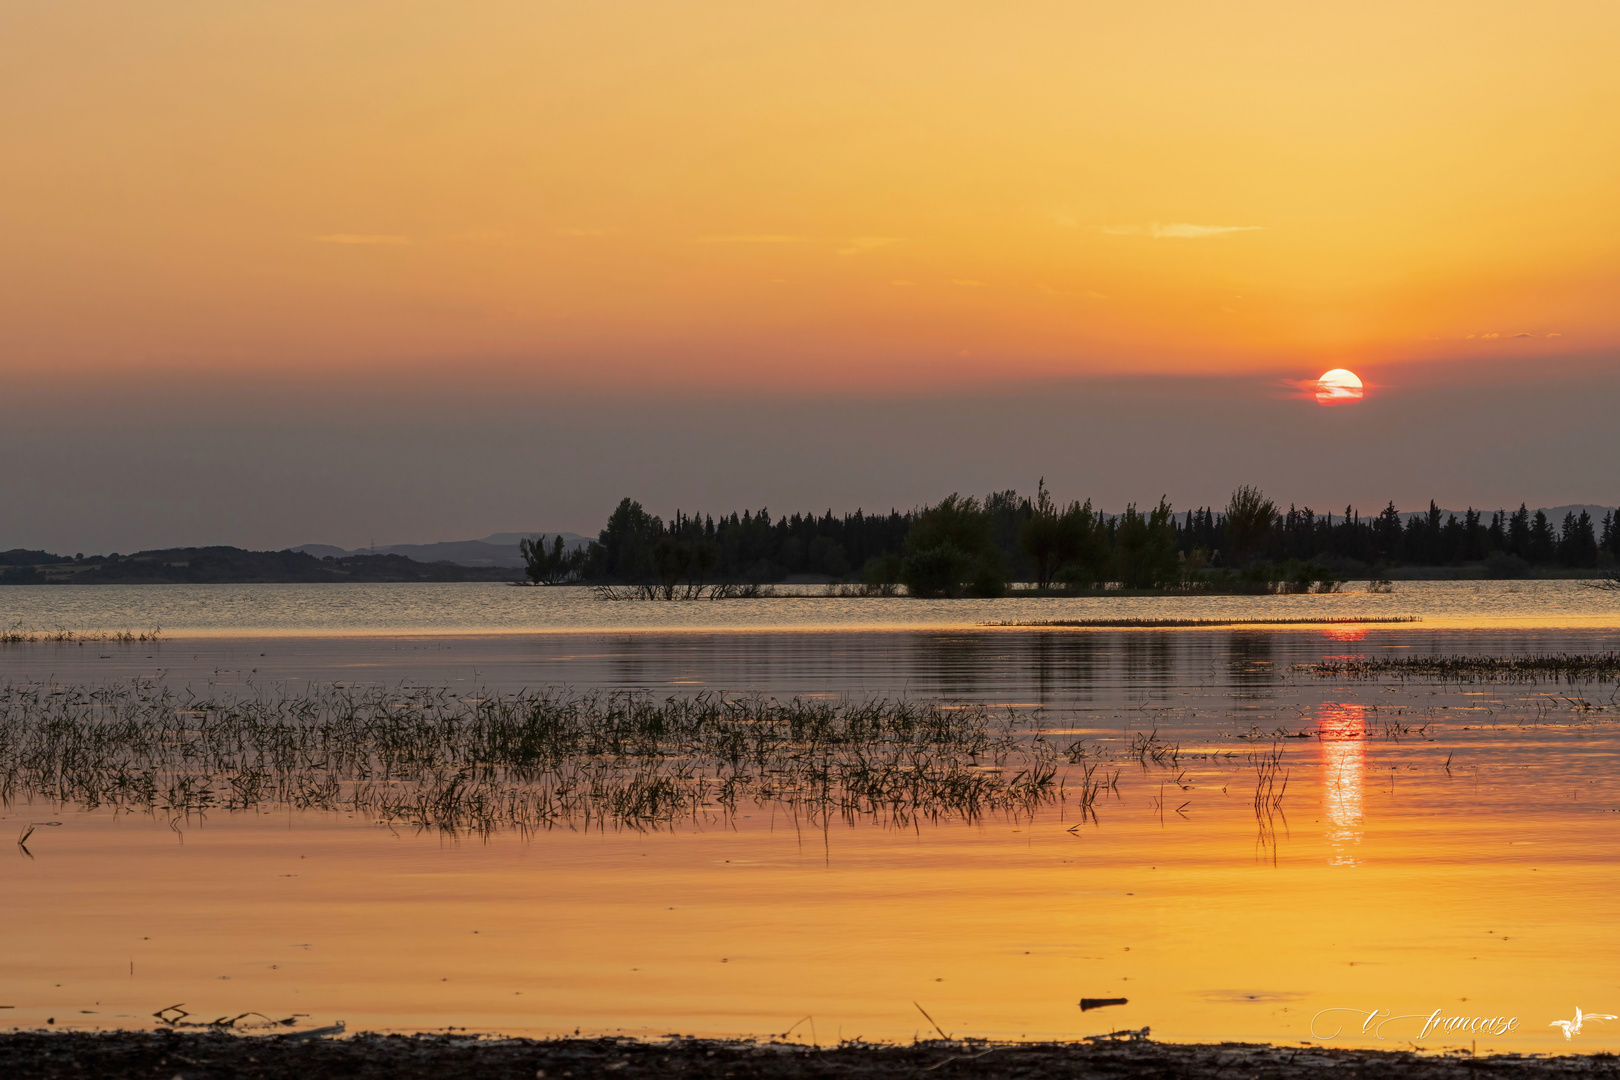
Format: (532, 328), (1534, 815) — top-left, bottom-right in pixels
(291, 532), (591, 569)
(478, 531), (591, 549)
(1395, 504), (1615, 523)
(0, 547), (520, 585)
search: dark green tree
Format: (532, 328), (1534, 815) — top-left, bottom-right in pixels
(1114, 499), (1180, 588)
(1528, 510), (1557, 564)
(589, 498), (663, 580)
(1054, 499), (1110, 589)
(1018, 478), (1061, 590)
(900, 494), (1006, 598)
(1372, 501), (1403, 562)
(1508, 505), (1531, 558)
(1560, 511), (1598, 568)
(1225, 486), (1279, 565)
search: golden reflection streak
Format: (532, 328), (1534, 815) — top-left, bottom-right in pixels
(1317, 702), (1366, 867)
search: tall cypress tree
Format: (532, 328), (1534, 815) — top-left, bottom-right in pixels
(1528, 510), (1557, 564)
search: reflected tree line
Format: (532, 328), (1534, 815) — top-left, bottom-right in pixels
(523, 486), (1620, 596)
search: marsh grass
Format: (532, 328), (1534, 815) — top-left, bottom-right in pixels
(1296, 653), (1620, 684)
(0, 623), (162, 645)
(1067, 762), (1121, 826)
(0, 684), (1063, 835)
(592, 584), (780, 601)
(1249, 744), (1290, 863)
(982, 617), (1420, 629)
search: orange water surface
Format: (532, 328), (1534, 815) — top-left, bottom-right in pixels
(3, 618), (1620, 1053)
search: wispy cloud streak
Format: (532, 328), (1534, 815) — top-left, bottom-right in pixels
(838, 236), (901, 255)
(1101, 222), (1265, 239)
(314, 234), (412, 245)
(698, 235), (811, 244)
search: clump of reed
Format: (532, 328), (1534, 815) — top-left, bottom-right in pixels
(982, 616), (1420, 629)
(0, 683), (1062, 835)
(1068, 762), (1121, 825)
(1249, 743), (1290, 862)
(592, 583), (780, 601)
(0, 623), (161, 645)
(1296, 653), (1620, 684)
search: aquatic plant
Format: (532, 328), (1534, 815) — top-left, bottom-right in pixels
(0, 684), (1061, 835)
(1295, 653), (1620, 684)
(982, 617), (1420, 629)
(0, 623), (161, 645)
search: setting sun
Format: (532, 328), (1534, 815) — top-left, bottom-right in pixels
(1315, 368), (1365, 406)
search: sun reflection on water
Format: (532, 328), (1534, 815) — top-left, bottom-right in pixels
(1317, 702), (1367, 866)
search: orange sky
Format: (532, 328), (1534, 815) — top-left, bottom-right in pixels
(2, 1), (1617, 390)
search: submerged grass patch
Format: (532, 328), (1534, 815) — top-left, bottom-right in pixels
(1296, 652), (1620, 683)
(0, 623), (162, 644)
(982, 617), (1421, 629)
(0, 684), (1062, 835)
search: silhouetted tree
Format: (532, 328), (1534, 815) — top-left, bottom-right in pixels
(900, 494), (1006, 598)
(1055, 499), (1111, 589)
(1225, 486), (1278, 566)
(1114, 499), (1180, 588)
(1528, 510), (1557, 565)
(1508, 505), (1532, 559)
(1018, 478), (1061, 589)
(519, 534), (586, 584)
(1372, 502), (1403, 563)
(587, 498), (663, 580)
(1560, 511), (1598, 568)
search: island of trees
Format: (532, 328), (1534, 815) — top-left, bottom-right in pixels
(523, 485), (1620, 597)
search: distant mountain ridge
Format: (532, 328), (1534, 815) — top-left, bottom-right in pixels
(1394, 504), (1615, 525)
(292, 532), (591, 569)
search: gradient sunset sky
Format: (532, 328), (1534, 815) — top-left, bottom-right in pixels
(3, 2), (1617, 550)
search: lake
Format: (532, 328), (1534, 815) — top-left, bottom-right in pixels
(2, 581), (1619, 1053)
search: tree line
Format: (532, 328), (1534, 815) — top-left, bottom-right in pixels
(525, 488), (1620, 594)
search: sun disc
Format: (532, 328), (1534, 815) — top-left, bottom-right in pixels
(1315, 368), (1364, 406)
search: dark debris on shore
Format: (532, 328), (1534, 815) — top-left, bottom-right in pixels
(4, 1033), (1619, 1080)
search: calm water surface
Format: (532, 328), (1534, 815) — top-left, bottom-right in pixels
(2, 579), (1618, 635)
(3, 583), (1619, 1052)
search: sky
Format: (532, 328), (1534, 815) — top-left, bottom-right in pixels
(2, 2), (1618, 551)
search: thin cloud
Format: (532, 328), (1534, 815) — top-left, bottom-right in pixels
(838, 236), (902, 255)
(314, 234), (411, 245)
(698, 234), (811, 244)
(951, 279), (986, 287)
(1101, 222), (1265, 239)
(1039, 284), (1109, 300)
(445, 229), (511, 245)
(557, 227), (624, 237)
